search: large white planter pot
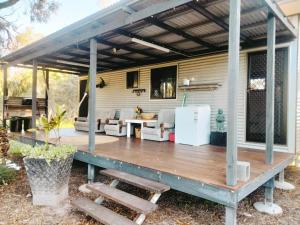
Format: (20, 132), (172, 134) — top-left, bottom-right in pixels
(23, 155), (74, 206)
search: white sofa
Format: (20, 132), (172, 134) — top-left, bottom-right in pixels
(74, 109), (116, 132)
(104, 108), (135, 136)
(141, 109), (175, 141)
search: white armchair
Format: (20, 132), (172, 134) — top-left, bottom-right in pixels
(104, 108), (135, 136)
(141, 109), (175, 141)
(74, 109), (116, 132)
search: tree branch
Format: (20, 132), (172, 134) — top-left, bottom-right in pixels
(0, 0), (20, 9)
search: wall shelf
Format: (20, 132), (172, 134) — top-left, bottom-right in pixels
(178, 83), (222, 91)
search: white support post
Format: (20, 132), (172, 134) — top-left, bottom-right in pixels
(32, 59), (37, 137)
(226, 0), (241, 187)
(254, 13), (282, 215)
(275, 170), (295, 190)
(265, 14), (276, 165)
(225, 0), (241, 223)
(225, 206), (237, 225)
(2, 65), (8, 126)
(88, 38), (97, 183)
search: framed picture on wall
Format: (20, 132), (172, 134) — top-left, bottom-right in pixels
(126, 70), (139, 89)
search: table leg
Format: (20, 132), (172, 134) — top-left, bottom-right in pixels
(127, 123), (131, 138)
(141, 122), (144, 140)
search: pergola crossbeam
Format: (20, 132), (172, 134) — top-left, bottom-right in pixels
(187, 2), (252, 43)
(145, 17), (217, 50)
(116, 28), (192, 57)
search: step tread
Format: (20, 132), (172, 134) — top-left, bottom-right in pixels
(100, 169), (170, 193)
(87, 183), (157, 214)
(71, 197), (136, 225)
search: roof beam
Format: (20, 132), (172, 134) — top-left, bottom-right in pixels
(36, 61), (88, 73)
(145, 4), (266, 41)
(69, 46), (134, 67)
(43, 55), (106, 70)
(116, 28), (192, 57)
(7, 0), (193, 66)
(187, 2), (252, 43)
(145, 17), (217, 49)
(96, 38), (160, 58)
(264, 0), (297, 37)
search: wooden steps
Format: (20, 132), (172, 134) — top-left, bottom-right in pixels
(86, 183), (157, 214)
(72, 197), (136, 225)
(100, 169), (170, 193)
(72, 169), (170, 225)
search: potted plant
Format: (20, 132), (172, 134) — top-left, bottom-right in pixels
(11, 108), (77, 206)
(135, 106), (143, 119)
(210, 109), (227, 147)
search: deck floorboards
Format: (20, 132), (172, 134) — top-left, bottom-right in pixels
(12, 130), (293, 191)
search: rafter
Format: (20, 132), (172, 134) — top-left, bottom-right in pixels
(145, 17), (217, 49)
(96, 38), (160, 58)
(187, 2), (252, 43)
(116, 28), (192, 57)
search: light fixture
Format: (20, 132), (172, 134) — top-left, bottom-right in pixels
(131, 38), (170, 53)
(56, 60), (89, 68)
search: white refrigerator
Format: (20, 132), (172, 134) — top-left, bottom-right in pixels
(175, 105), (211, 146)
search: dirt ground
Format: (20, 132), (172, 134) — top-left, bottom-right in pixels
(0, 160), (299, 225)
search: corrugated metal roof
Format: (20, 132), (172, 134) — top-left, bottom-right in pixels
(0, 0), (297, 74)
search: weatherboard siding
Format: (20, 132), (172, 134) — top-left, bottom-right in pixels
(88, 50), (292, 152)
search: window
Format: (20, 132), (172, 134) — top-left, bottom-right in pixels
(126, 71), (139, 89)
(246, 48), (288, 145)
(150, 65), (177, 99)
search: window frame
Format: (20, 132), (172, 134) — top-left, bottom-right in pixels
(149, 64), (178, 101)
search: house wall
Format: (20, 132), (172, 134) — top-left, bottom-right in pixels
(81, 42), (297, 153)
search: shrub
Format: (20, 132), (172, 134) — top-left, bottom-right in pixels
(8, 140), (29, 157)
(21, 143), (76, 164)
(0, 165), (17, 185)
(8, 140), (76, 164)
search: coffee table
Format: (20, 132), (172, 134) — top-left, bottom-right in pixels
(125, 119), (157, 139)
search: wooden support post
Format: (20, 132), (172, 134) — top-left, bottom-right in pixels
(45, 69), (49, 118)
(225, 206), (237, 225)
(2, 65), (8, 126)
(265, 13), (276, 165)
(88, 38), (97, 183)
(226, 0), (241, 187)
(32, 59), (37, 136)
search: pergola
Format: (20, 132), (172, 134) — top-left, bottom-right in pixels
(1, 0), (298, 224)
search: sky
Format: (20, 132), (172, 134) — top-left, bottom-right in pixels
(2, 0), (120, 36)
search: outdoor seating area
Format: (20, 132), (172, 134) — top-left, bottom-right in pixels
(1, 0), (300, 224)
(75, 108), (176, 142)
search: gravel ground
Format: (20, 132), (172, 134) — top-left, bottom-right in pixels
(0, 160), (299, 225)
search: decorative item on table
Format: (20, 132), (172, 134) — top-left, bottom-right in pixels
(135, 106), (143, 119)
(141, 112), (155, 120)
(210, 108), (227, 146)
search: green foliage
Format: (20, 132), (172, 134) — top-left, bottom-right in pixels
(20, 144), (76, 164)
(0, 165), (17, 185)
(30, 106), (66, 145)
(9, 140), (76, 163)
(8, 140), (28, 157)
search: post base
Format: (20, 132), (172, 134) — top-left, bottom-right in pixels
(253, 202), (282, 215)
(78, 183), (92, 194)
(275, 181), (295, 190)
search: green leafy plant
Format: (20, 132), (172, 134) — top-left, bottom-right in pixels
(0, 165), (17, 185)
(20, 144), (76, 164)
(8, 140), (28, 157)
(30, 106), (66, 146)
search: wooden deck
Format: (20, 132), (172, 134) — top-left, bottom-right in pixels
(12, 129), (293, 193)
(76, 137), (292, 191)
